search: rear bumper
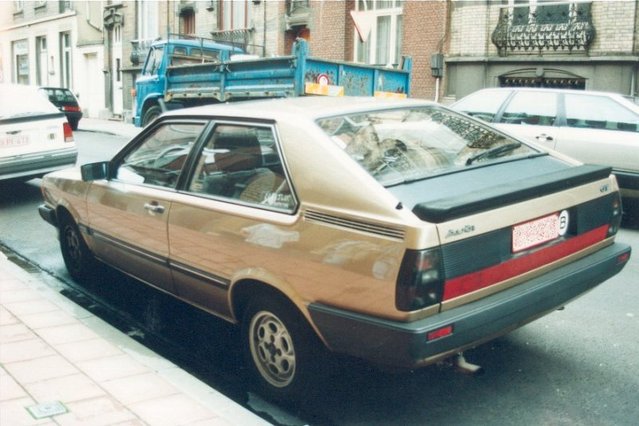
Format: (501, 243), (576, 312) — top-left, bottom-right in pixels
(309, 242), (631, 368)
(38, 203), (58, 228)
(0, 147), (77, 180)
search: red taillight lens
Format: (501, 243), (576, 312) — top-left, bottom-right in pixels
(427, 325), (453, 342)
(63, 122), (74, 142)
(396, 248), (445, 311)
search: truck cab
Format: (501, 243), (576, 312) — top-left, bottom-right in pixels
(134, 37), (244, 127)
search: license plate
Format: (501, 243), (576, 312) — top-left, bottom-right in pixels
(0, 134), (30, 148)
(512, 211), (568, 252)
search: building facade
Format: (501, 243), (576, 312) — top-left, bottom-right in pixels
(444, 0), (639, 103)
(0, 0), (106, 118)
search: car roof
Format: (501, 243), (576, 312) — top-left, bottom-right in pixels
(168, 96), (437, 122)
(469, 86), (628, 98)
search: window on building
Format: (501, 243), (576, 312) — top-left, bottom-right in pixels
(180, 8), (196, 35)
(220, 0), (249, 30)
(13, 39), (29, 84)
(354, 0), (404, 67)
(36, 36), (48, 86)
(138, 0), (160, 45)
(59, 0), (72, 12)
(14, 0), (24, 13)
(60, 32), (72, 88)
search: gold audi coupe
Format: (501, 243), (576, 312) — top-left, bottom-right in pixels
(39, 97), (631, 400)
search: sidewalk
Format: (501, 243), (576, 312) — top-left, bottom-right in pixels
(79, 117), (142, 139)
(0, 251), (270, 425)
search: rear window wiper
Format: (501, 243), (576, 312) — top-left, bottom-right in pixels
(465, 142), (522, 166)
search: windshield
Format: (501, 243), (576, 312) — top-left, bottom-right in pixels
(317, 105), (539, 186)
(0, 85), (59, 119)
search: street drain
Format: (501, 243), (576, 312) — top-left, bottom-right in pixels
(27, 401), (68, 419)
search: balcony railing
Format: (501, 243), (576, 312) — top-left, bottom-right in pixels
(491, 1), (595, 56)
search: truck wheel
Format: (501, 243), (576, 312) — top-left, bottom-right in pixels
(142, 105), (162, 127)
(241, 295), (326, 401)
(59, 214), (97, 281)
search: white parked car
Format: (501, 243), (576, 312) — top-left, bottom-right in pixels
(1, 84), (77, 181)
(451, 88), (639, 221)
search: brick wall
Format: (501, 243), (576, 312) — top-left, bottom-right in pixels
(402, 1), (448, 100)
(590, 1), (637, 55)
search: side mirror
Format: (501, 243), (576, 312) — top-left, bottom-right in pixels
(81, 161), (109, 181)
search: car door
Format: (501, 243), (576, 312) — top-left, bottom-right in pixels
(494, 90), (560, 150)
(167, 122), (298, 318)
(86, 120), (207, 293)
(555, 92), (639, 174)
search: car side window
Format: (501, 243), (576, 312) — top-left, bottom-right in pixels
(499, 91), (558, 126)
(115, 122), (205, 188)
(143, 47), (164, 75)
(564, 94), (639, 132)
(188, 124), (296, 212)
(453, 90), (511, 122)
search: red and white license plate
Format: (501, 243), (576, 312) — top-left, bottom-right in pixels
(0, 134), (30, 148)
(512, 211), (569, 252)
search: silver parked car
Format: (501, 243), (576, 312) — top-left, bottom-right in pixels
(451, 88), (639, 221)
(1, 84), (78, 181)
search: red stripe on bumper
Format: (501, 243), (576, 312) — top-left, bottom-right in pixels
(443, 225), (609, 301)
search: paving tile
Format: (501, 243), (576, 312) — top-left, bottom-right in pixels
(20, 309), (77, 329)
(0, 338), (57, 364)
(0, 372), (28, 401)
(189, 417), (236, 426)
(0, 287), (42, 303)
(0, 276), (27, 290)
(55, 337), (123, 363)
(0, 397), (51, 425)
(3, 299), (60, 316)
(54, 395), (139, 426)
(23, 373), (106, 404)
(0, 322), (38, 343)
(77, 354), (150, 383)
(0, 306), (19, 325)
(100, 372), (178, 405)
(4, 354), (78, 385)
(129, 393), (217, 426)
(36, 322), (100, 346)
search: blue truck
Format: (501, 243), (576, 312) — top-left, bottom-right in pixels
(133, 35), (412, 127)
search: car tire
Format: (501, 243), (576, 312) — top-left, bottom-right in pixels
(241, 295), (327, 402)
(59, 214), (97, 281)
(142, 105), (162, 127)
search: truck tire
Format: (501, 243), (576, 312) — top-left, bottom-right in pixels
(142, 105), (162, 127)
(241, 295), (328, 401)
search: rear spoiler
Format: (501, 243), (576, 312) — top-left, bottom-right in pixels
(413, 164), (613, 223)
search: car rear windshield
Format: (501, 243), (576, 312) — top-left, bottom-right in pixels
(0, 85), (60, 119)
(43, 88), (76, 103)
(317, 105), (539, 186)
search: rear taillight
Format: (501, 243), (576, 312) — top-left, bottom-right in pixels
(608, 193), (622, 237)
(63, 122), (74, 142)
(396, 248), (445, 311)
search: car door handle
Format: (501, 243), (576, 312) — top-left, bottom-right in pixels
(535, 134), (554, 142)
(144, 201), (166, 214)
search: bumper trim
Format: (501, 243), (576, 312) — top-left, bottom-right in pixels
(38, 204), (58, 228)
(309, 242), (631, 368)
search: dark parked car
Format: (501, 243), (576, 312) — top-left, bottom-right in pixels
(38, 87), (83, 130)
